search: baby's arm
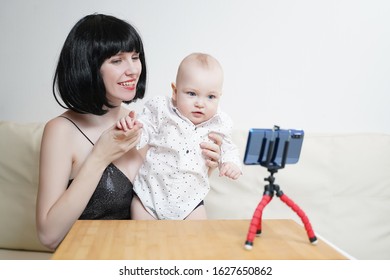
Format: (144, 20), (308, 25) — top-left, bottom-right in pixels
(219, 162), (242, 180)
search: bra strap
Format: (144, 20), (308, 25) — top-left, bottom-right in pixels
(59, 116), (94, 146)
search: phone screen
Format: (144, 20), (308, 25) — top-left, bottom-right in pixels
(243, 128), (304, 167)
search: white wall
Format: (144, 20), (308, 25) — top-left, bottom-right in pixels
(1, 0), (389, 133)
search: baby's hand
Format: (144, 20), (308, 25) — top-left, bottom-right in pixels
(116, 111), (139, 132)
(219, 162), (242, 180)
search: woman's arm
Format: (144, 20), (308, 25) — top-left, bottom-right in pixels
(36, 118), (142, 250)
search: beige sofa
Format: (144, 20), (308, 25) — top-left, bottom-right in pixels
(1, 120), (390, 260)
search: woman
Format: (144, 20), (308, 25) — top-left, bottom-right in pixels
(36, 14), (222, 250)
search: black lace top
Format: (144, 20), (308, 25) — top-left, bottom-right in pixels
(68, 163), (133, 219)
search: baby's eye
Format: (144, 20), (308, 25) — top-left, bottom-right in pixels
(208, 95), (216, 100)
(187, 91), (196, 96)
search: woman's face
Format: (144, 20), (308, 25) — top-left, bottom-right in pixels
(100, 51), (142, 106)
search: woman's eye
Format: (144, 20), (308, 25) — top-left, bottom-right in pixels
(132, 55), (140, 60)
(111, 59), (122, 64)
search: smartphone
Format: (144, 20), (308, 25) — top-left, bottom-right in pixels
(243, 128), (304, 167)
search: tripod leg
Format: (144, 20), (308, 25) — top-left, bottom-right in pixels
(279, 193), (317, 244)
(244, 194), (272, 250)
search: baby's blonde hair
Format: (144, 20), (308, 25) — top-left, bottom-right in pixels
(176, 52), (223, 82)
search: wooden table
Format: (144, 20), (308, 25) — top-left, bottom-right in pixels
(52, 219), (348, 260)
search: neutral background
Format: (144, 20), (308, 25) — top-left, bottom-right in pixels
(1, 0), (389, 133)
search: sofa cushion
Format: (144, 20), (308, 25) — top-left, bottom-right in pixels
(0, 248), (52, 260)
(0, 121), (51, 252)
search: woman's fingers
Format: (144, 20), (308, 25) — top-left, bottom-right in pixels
(201, 134), (223, 169)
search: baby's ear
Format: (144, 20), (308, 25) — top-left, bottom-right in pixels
(171, 82), (177, 101)
(171, 82), (177, 92)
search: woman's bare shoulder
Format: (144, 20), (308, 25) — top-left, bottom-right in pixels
(44, 115), (74, 134)
(42, 113), (86, 146)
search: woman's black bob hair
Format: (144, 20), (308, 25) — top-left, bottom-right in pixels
(53, 14), (147, 115)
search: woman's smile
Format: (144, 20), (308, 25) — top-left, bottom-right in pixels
(118, 79), (136, 90)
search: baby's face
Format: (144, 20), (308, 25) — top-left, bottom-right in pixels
(172, 64), (223, 125)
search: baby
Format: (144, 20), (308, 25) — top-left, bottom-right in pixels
(118, 52), (242, 220)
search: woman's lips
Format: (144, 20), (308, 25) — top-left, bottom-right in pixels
(119, 81), (136, 90)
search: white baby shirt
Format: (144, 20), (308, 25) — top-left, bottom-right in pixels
(134, 96), (241, 220)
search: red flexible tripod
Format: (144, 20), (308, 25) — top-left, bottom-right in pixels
(244, 128), (317, 250)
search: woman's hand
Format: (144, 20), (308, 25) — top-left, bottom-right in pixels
(200, 133), (223, 173)
(93, 115), (143, 166)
